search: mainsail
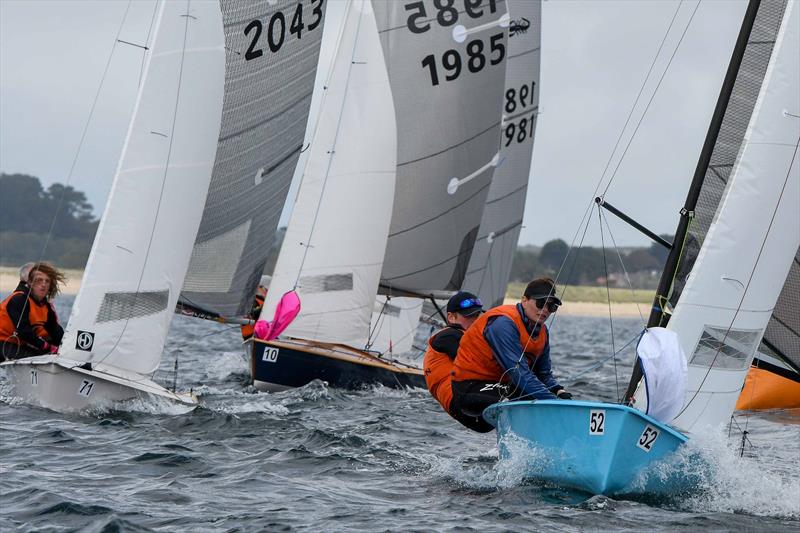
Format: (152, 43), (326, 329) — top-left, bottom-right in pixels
(757, 247), (800, 371)
(462, 0), (541, 308)
(373, 0), (509, 295)
(261, 0), (397, 347)
(180, 0), (327, 318)
(652, 0), (800, 432)
(59, 0), (226, 375)
(667, 0), (788, 310)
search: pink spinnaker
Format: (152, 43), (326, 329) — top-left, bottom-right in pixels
(254, 291), (301, 341)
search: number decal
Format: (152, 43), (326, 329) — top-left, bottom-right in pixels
(78, 379), (95, 397)
(421, 33), (505, 86)
(244, 20), (264, 61)
(262, 347), (279, 363)
(503, 81), (537, 146)
(637, 425), (660, 452)
(589, 410), (605, 435)
(30, 369), (38, 387)
(405, 0), (497, 34)
(244, 1), (324, 61)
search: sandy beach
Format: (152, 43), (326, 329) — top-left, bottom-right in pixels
(0, 266), (83, 295)
(0, 267), (648, 318)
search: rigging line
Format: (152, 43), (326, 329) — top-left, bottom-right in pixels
(549, 203), (595, 334)
(293, 0), (362, 290)
(91, 0), (194, 369)
(598, 206), (620, 402)
(26, 0), (134, 322)
(138, 0), (160, 87)
(599, 209), (648, 325)
(675, 136), (800, 420)
(544, 1), (689, 309)
(566, 330), (644, 387)
(593, 1), (685, 198)
(601, 0), (703, 197)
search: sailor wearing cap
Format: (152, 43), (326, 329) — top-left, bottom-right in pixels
(450, 277), (572, 433)
(423, 291), (488, 431)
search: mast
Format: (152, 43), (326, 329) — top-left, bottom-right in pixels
(624, 0), (763, 403)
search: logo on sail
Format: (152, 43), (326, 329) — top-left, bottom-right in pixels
(76, 331), (95, 351)
(509, 17), (530, 37)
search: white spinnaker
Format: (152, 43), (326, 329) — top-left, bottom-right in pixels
(60, 0), (225, 375)
(261, 0), (397, 347)
(667, 1), (799, 433)
(367, 296), (424, 355)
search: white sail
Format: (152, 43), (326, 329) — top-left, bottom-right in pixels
(367, 296), (423, 355)
(60, 0), (226, 376)
(261, 0), (397, 347)
(668, 0), (799, 432)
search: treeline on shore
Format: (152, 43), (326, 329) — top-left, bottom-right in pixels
(1, 174), (669, 287)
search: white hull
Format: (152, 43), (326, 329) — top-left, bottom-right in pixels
(2, 356), (197, 413)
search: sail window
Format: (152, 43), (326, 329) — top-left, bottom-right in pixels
(96, 290), (169, 323)
(689, 326), (762, 370)
(299, 273), (353, 293)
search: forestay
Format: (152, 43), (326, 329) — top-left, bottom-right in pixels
(666, 0), (799, 433)
(261, 0), (397, 347)
(373, 0), (509, 294)
(60, 0), (226, 375)
(462, 0), (540, 307)
(180, 0), (327, 318)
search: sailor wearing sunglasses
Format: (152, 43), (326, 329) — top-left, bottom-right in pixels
(450, 277), (572, 433)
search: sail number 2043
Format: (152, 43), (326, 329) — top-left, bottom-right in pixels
(244, 0), (324, 61)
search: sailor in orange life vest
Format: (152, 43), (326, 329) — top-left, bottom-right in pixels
(450, 277), (573, 433)
(241, 275), (270, 341)
(423, 291), (486, 431)
(0, 261), (66, 361)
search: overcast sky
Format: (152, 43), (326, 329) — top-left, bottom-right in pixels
(0, 0), (747, 247)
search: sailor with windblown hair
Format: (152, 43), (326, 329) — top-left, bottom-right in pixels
(0, 262), (66, 361)
(450, 277), (572, 433)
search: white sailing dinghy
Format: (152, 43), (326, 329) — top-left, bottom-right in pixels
(485, 0), (799, 495)
(251, 0), (511, 390)
(3, 0), (327, 412)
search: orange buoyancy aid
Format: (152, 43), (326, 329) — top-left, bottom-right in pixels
(453, 305), (547, 383)
(424, 337), (456, 412)
(0, 290), (51, 345)
(241, 286), (268, 340)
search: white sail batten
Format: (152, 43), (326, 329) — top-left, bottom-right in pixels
(60, 0), (226, 376)
(668, 1), (799, 432)
(373, 0), (509, 294)
(463, 0), (541, 307)
(261, 0), (397, 347)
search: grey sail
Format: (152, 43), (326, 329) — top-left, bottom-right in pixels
(462, 0), (540, 308)
(669, 0), (787, 306)
(372, 0), (509, 295)
(179, 0), (327, 317)
(758, 248), (800, 371)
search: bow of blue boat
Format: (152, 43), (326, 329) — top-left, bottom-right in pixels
(483, 400), (698, 496)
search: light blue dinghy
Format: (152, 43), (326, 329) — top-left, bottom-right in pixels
(483, 399), (691, 496)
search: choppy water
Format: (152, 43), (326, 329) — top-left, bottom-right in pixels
(1, 296), (798, 531)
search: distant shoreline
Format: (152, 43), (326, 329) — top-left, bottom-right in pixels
(0, 267), (647, 318)
(0, 266), (82, 296)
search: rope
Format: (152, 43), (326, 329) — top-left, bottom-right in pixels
(598, 206), (620, 402)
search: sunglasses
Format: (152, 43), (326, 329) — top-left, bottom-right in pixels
(535, 298), (560, 312)
(459, 297), (482, 309)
